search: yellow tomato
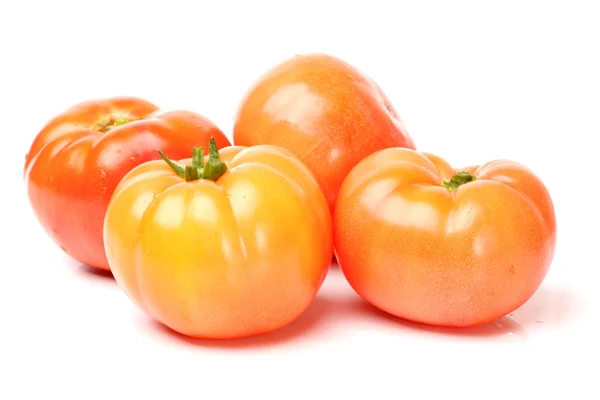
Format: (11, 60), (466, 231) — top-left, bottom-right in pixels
(104, 140), (333, 339)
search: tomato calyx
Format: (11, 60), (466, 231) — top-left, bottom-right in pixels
(95, 115), (133, 133)
(442, 171), (477, 190)
(158, 137), (228, 182)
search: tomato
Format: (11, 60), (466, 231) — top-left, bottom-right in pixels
(334, 148), (556, 327)
(24, 97), (231, 270)
(233, 53), (416, 213)
(103, 139), (333, 339)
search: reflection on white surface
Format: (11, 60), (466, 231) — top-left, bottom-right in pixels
(509, 284), (579, 329)
(134, 264), (582, 346)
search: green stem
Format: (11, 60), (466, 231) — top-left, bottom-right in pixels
(114, 118), (129, 127)
(96, 116), (131, 133)
(158, 150), (185, 178)
(192, 147), (204, 169)
(158, 137), (227, 182)
(184, 165), (200, 181)
(202, 138), (228, 181)
(442, 171), (477, 190)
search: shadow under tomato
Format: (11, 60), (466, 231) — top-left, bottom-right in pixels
(76, 264), (114, 280)
(146, 295), (334, 350)
(347, 299), (528, 339)
(69, 259), (116, 286)
(343, 283), (581, 339)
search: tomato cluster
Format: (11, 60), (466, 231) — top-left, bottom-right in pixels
(24, 54), (556, 339)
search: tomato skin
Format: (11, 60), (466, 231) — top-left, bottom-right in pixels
(24, 97), (231, 270)
(233, 54), (416, 213)
(334, 148), (556, 327)
(104, 145), (333, 339)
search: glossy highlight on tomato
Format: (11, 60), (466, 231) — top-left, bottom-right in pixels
(24, 97), (230, 270)
(104, 141), (333, 339)
(334, 148), (556, 327)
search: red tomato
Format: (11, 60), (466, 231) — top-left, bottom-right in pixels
(24, 97), (231, 270)
(233, 53), (416, 213)
(334, 148), (557, 327)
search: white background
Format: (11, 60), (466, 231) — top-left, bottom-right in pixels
(1, 1), (599, 398)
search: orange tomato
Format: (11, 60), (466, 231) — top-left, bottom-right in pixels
(24, 97), (230, 270)
(334, 148), (556, 327)
(104, 140), (333, 339)
(233, 53), (416, 213)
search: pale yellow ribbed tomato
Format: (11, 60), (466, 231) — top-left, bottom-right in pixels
(104, 140), (333, 339)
